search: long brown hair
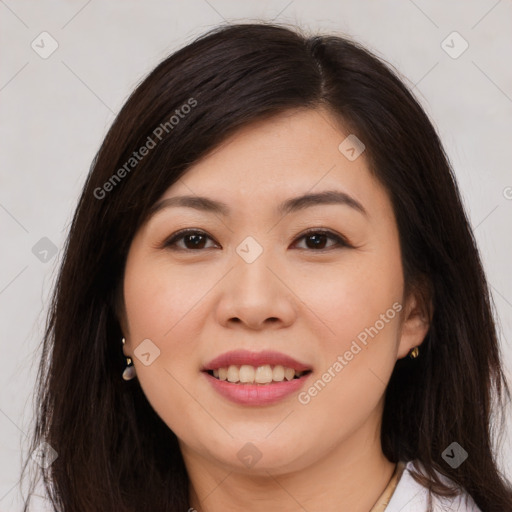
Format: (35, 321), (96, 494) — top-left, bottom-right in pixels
(21, 22), (512, 511)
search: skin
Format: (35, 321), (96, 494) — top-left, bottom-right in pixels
(120, 107), (431, 512)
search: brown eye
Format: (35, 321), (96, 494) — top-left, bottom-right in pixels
(164, 229), (217, 250)
(294, 230), (350, 251)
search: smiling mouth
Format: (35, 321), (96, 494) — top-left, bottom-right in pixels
(205, 364), (312, 385)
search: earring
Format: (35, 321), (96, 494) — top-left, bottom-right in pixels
(121, 337), (136, 381)
(408, 346), (420, 359)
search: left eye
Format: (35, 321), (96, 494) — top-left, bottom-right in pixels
(163, 229), (349, 251)
(293, 230), (349, 250)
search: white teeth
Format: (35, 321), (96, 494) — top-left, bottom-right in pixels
(272, 365), (285, 382)
(254, 364), (273, 384)
(227, 365), (239, 383)
(284, 367), (295, 381)
(239, 365), (255, 383)
(211, 364), (307, 384)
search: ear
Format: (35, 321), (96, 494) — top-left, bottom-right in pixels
(397, 278), (433, 359)
(113, 281), (130, 356)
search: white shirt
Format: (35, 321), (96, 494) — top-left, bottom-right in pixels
(385, 460), (482, 511)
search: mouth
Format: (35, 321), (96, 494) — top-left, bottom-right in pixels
(205, 365), (312, 384)
(201, 350), (313, 406)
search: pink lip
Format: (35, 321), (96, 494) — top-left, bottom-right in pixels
(202, 350), (312, 372)
(203, 371), (312, 406)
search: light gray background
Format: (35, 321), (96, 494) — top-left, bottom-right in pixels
(0, 1), (511, 510)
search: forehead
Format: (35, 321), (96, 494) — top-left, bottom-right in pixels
(154, 108), (392, 221)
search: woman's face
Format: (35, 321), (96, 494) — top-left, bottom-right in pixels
(121, 108), (427, 475)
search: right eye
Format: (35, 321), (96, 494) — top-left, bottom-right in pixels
(163, 229), (219, 251)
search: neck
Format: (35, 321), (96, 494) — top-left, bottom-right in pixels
(182, 403), (395, 512)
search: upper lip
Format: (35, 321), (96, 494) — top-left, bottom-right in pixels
(202, 350), (312, 372)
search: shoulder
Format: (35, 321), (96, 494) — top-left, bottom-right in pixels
(384, 460), (482, 512)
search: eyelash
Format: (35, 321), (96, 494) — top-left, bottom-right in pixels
(162, 228), (352, 252)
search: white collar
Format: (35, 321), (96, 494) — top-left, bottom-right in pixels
(384, 460), (482, 511)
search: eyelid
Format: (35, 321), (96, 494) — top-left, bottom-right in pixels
(162, 227), (352, 251)
(162, 228), (219, 250)
(293, 228), (351, 249)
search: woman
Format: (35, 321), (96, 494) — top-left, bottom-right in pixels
(21, 22), (512, 511)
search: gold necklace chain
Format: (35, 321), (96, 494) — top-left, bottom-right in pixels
(369, 461), (406, 512)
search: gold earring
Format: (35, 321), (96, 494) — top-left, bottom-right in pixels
(409, 346), (420, 359)
(121, 337), (136, 381)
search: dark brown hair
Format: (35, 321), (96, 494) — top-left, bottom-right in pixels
(21, 22), (512, 511)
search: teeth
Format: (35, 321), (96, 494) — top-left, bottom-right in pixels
(239, 365), (255, 383)
(255, 364), (273, 383)
(227, 366), (239, 383)
(273, 365), (285, 381)
(210, 364), (307, 384)
(284, 367), (295, 381)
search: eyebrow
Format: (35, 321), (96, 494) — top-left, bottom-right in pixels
(148, 189), (367, 220)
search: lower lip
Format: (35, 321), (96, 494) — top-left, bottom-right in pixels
(203, 371), (312, 406)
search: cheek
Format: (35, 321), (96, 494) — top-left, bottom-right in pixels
(122, 259), (208, 436)
(293, 248), (403, 347)
(123, 262), (212, 404)
(293, 237), (403, 414)
(123, 257), (207, 342)
(298, 275), (402, 438)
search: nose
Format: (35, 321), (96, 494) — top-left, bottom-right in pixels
(215, 248), (297, 331)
